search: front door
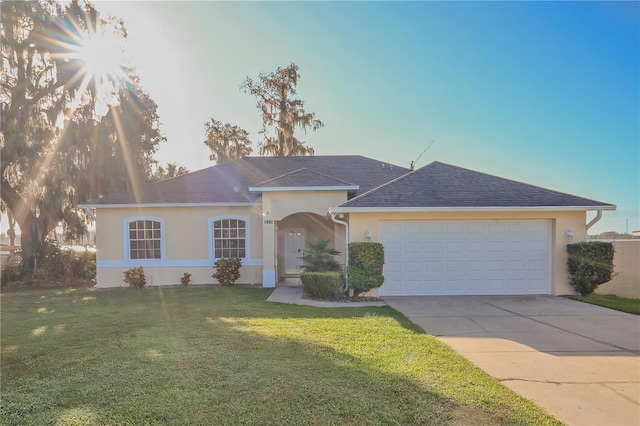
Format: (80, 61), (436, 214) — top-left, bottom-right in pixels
(284, 228), (305, 274)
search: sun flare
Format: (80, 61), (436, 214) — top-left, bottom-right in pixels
(70, 22), (129, 108)
(77, 33), (125, 80)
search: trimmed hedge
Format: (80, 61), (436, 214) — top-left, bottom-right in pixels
(300, 271), (344, 300)
(567, 241), (614, 296)
(213, 258), (242, 286)
(124, 267), (146, 288)
(348, 242), (385, 299)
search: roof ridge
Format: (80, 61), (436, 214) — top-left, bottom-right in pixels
(252, 168), (307, 187)
(338, 167), (422, 206)
(252, 167), (358, 187)
(301, 168), (357, 186)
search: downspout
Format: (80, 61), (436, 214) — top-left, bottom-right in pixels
(586, 210), (603, 231)
(328, 208), (349, 292)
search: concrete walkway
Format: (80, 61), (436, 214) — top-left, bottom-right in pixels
(267, 286), (386, 308)
(384, 295), (640, 426)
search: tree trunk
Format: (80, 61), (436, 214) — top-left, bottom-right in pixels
(19, 220), (38, 282)
(7, 211), (16, 247)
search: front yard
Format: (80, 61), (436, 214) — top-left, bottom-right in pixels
(1, 287), (560, 425)
(570, 293), (640, 315)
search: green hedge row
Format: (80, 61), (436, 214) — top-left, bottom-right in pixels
(567, 241), (614, 296)
(300, 271), (344, 299)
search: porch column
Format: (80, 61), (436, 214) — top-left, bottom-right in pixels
(262, 218), (276, 287)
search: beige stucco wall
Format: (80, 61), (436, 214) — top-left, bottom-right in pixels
(263, 190), (347, 221)
(95, 191), (349, 288)
(348, 210), (587, 296)
(96, 266), (263, 288)
(596, 240), (640, 299)
(95, 206), (263, 287)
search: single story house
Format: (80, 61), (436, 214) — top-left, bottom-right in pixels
(80, 155), (615, 296)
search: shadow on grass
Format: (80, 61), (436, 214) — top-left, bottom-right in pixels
(0, 286), (558, 425)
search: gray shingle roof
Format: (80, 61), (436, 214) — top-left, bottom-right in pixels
(338, 161), (615, 209)
(85, 156), (408, 205)
(250, 168), (357, 189)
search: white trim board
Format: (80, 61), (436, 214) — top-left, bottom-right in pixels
(98, 259), (264, 268)
(330, 205), (616, 213)
(79, 202), (257, 209)
(249, 186), (358, 192)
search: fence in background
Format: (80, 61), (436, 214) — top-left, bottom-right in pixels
(595, 240), (640, 299)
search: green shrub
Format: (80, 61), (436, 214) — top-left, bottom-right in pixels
(1, 242), (96, 290)
(567, 241), (614, 296)
(300, 271), (344, 299)
(1, 261), (23, 290)
(348, 242), (385, 299)
(180, 272), (192, 286)
(124, 267), (147, 288)
(212, 258), (242, 286)
(300, 239), (342, 272)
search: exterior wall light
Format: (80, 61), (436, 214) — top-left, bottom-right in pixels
(565, 228), (575, 243)
(365, 230), (372, 241)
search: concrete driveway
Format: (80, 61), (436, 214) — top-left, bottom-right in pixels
(384, 295), (640, 426)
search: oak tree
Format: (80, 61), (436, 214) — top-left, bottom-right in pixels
(241, 63), (323, 156)
(203, 118), (252, 164)
(1, 1), (165, 279)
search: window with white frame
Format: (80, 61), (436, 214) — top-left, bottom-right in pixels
(213, 218), (246, 258)
(128, 219), (162, 259)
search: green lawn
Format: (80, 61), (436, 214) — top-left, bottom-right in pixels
(571, 293), (640, 315)
(1, 287), (560, 425)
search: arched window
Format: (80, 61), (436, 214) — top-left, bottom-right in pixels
(124, 217), (165, 260)
(210, 216), (249, 259)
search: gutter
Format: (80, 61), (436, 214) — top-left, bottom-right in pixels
(330, 205), (617, 214)
(328, 208), (350, 292)
(586, 210), (603, 231)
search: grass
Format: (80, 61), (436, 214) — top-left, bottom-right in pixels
(570, 293), (640, 315)
(1, 286), (561, 425)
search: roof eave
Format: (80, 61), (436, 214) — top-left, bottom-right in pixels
(248, 185), (359, 192)
(330, 205), (617, 213)
(78, 202), (258, 209)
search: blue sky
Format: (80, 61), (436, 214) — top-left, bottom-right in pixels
(92, 1), (638, 234)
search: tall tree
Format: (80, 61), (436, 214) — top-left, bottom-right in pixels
(241, 63), (323, 156)
(203, 118), (252, 164)
(148, 161), (189, 182)
(1, 1), (165, 279)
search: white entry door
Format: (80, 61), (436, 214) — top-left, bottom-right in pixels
(284, 228), (305, 274)
(379, 220), (551, 296)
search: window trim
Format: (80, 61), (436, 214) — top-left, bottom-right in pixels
(208, 215), (251, 261)
(123, 216), (166, 262)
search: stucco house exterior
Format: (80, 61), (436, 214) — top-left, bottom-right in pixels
(80, 155), (615, 296)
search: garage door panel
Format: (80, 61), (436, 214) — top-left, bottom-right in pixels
(487, 241), (505, 252)
(466, 241), (484, 252)
(404, 242), (422, 253)
(446, 242), (464, 253)
(380, 220), (550, 296)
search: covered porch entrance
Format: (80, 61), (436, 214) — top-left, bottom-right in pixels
(275, 212), (345, 285)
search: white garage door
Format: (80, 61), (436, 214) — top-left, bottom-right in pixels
(379, 220), (551, 296)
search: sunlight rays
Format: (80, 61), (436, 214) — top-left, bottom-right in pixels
(22, 6), (141, 213)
